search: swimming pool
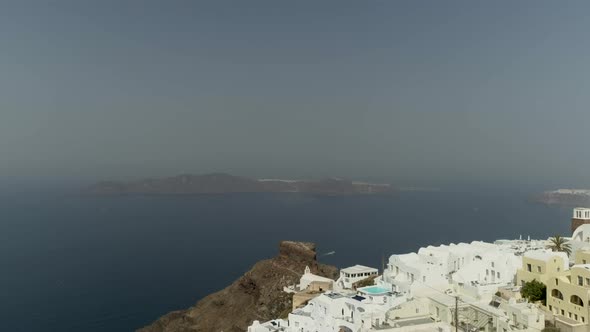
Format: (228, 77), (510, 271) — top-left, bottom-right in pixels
(359, 285), (390, 295)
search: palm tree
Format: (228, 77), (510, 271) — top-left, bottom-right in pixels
(547, 235), (572, 256)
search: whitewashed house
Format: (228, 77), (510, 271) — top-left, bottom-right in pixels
(249, 238), (549, 332)
(336, 265), (378, 289)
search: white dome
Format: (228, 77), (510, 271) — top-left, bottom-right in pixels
(572, 224), (590, 242)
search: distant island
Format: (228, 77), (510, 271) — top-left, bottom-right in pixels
(533, 189), (590, 207)
(86, 173), (394, 196)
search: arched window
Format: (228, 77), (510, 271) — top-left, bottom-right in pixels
(551, 289), (564, 300)
(571, 295), (584, 306)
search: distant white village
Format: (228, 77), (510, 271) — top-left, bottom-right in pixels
(553, 189), (590, 196)
(249, 208), (590, 332)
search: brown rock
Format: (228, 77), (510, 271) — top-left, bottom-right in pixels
(137, 241), (338, 332)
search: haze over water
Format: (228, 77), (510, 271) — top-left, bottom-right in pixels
(2, 1), (590, 188)
(2, 1), (590, 331)
(0, 190), (570, 331)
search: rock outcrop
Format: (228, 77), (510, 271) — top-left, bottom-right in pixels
(137, 241), (338, 332)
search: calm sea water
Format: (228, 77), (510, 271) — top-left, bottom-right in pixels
(0, 191), (571, 331)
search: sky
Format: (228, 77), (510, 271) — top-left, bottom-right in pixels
(1, 1), (589, 189)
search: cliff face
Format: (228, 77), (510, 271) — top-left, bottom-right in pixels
(137, 241), (338, 332)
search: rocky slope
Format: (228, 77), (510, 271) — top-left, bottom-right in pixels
(137, 241), (338, 332)
(87, 173), (393, 196)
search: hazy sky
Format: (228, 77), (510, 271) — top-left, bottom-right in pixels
(1, 1), (589, 188)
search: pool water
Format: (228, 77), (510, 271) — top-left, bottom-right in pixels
(359, 286), (390, 295)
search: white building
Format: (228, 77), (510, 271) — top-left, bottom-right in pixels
(249, 238), (548, 332)
(451, 251), (522, 301)
(574, 207), (590, 219)
(495, 299), (545, 332)
(285, 266), (335, 294)
(383, 252), (447, 293)
(249, 319), (288, 332)
(336, 265), (379, 289)
(249, 289), (406, 332)
(565, 223), (590, 262)
(382, 240), (547, 300)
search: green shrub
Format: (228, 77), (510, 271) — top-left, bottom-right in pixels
(521, 279), (546, 303)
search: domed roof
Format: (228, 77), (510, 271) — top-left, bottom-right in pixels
(572, 224), (590, 242)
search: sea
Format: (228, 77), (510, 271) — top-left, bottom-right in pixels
(0, 189), (572, 331)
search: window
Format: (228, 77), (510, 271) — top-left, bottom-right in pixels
(575, 314), (578, 320)
(583, 317), (585, 323)
(486, 269), (489, 275)
(537, 266), (541, 273)
(497, 272), (500, 279)
(579, 276), (584, 286)
(549, 305), (552, 311)
(571, 295), (584, 307)
(527, 264), (532, 272)
(561, 309), (564, 315)
(556, 278), (559, 285)
(492, 262), (495, 268)
(586, 278), (590, 286)
(552, 289), (564, 300)
(569, 312), (572, 318)
(584, 260), (587, 264)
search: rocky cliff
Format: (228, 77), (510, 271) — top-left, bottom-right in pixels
(137, 241), (338, 332)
